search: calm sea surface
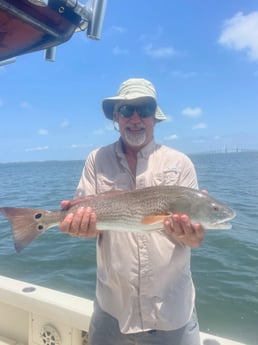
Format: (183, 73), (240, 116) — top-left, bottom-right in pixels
(0, 152), (257, 345)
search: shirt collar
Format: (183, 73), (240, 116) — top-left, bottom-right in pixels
(115, 137), (156, 159)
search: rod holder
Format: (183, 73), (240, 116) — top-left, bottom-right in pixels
(87, 0), (107, 40)
(45, 47), (56, 62)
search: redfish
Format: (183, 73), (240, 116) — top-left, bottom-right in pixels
(0, 186), (236, 252)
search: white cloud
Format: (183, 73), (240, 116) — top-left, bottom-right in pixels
(20, 101), (32, 109)
(164, 134), (178, 140)
(60, 119), (69, 128)
(181, 107), (203, 118)
(113, 46), (129, 55)
(193, 122), (207, 130)
(25, 146), (48, 152)
(139, 26), (165, 43)
(104, 124), (114, 131)
(93, 128), (105, 135)
(218, 11), (258, 61)
(111, 26), (127, 34)
(214, 135), (221, 140)
(171, 70), (197, 79)
(105, 25), (127, 37)
(144, 44), (176, 58)
(193, 139), (205, 144)
(38, 128), (48, 135)
(70, 144), (92, 149)
(93, 124), (114, 135)
(164, 115), (173, 123)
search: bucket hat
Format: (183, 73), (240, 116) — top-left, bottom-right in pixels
(102, 78), (166, 121)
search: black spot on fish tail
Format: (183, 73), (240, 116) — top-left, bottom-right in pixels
(34, 213), (46, 232)
(35, 213), (42, 219)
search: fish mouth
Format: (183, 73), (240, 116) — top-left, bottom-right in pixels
(212, 212), (236, 229)
(213, 221), (232, 230)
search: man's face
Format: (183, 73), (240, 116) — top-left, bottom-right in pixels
(114, 99), (156, 150)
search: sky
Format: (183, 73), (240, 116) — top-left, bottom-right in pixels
(0, 0), (258, 163)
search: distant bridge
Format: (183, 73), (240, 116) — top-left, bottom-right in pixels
(207, 148), (258, 154)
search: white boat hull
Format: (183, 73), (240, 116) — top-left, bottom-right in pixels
(0, 275), (247, 345)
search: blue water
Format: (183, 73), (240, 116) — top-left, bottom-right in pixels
(0, 153), (257, 345)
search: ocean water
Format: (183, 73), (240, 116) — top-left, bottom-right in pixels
(0, 152), (257, 345)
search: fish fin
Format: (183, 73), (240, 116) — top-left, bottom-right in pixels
(141, 214), (170, 225)
(0, 207), (49, 253)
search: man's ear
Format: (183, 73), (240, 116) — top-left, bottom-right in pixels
(113, 112), (119, 122)
(113, 112), (120, 132)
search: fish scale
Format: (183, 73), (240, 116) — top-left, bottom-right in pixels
(77, 188), (171, 230)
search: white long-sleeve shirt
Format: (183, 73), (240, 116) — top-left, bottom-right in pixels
(75, 139), (198, 334)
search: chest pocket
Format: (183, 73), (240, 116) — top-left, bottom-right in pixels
(152, 168), (180, 186)
(97, 173), (131, 193)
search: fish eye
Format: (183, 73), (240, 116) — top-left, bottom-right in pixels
(212, 204), (219, 212)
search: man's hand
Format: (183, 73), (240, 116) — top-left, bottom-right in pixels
(164, 214), (205, 248)
(60, 200), (99, 238)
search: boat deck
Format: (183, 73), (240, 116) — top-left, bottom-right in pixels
(0, 275), (247, 345)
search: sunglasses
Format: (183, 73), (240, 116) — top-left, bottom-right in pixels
(117, 103), (156, 118)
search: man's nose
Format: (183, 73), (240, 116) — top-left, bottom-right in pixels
(130, 111), (141, 122)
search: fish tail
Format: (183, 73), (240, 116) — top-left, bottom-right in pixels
(0, 207), (52, 252)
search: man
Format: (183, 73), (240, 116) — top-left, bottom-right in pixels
(61, 78), (205, 345)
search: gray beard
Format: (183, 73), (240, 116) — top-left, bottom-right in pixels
(124, 129), (147, 147)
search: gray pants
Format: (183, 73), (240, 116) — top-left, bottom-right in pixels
(89, 301), (201, 345)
